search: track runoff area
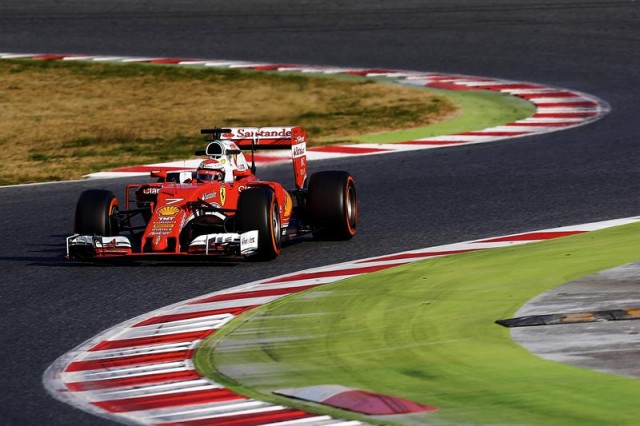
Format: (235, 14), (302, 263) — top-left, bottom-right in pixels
(28, 54), (636, 424)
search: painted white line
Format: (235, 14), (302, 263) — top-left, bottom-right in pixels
(171, 404), (289, 420)
(87, 379), (219, 402)
(114, 316), (233, 340)
(90, 56), (131, 62)
(484, 125), (559, 132)
(145, 400), (275, 422)
(515, 117), (585, 123)
(61, 362), (193, 383)
(130, 312), (237, 328)
(79, 342), (195, 360)
(505, 88), (570, 95)
(525, 97), (587, 103)
(179, 295), (287, 311)
(1, 53), (39, 58)
(536, 107), (598, 113)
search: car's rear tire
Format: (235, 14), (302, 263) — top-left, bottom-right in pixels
(74, 189), (120, 236)
(307, 171), (357, 240)
(236, 187), (281, 261)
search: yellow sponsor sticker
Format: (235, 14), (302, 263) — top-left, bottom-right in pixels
(158, 205), (180, 217)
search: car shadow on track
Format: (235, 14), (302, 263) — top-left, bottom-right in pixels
(7, 235), (317, 267)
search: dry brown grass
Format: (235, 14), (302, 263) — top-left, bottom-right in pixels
(0, 60), (457, 184)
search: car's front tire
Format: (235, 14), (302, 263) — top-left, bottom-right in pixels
(236, 187), (281, 261)
(74, 189), (120, 236)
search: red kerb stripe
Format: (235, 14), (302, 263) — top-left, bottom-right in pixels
(426, 82), (482, 91)
(148, 58), (189, 64)
(459, 131), (531, 137)
(66, 370), (201, 392)
(477, 230), (585, 243)
(189, 285), (319, 304)
(518, 92), (579, 99)
(357, 249), (477, 263)
(33, 54), (68, 60)
(133, 306), (256, 327)
(89, 330), (216, 351)
(506, 122), (576, 127)
(262, 263), (404, 284)
(484, 84), (545, 90)
(250, 64), (295, 71)
(65, 350), (192, 372)
(427, 75), (494, 82)
(156, 408), (317, 426)
(533, 112), (597, 118)
(345, 69), (395, 75)
(535, 101), (597, 108)
(93, 388), (244, 413)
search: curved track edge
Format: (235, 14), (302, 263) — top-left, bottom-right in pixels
(44, 216), (640, 425)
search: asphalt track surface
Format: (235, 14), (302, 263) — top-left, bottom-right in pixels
(0, 1), (639, 424)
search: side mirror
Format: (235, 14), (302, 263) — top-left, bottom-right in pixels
(150, 170), (168, 181)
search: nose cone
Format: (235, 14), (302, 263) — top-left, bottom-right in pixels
(151, 236), (169, 252)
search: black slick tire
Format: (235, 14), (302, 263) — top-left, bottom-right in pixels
(307, 171), (357, 240)
(236, 187), (281, 261)
(74, 189), (120, 236)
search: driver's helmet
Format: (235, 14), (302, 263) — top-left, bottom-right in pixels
(195, 159), (224, 183)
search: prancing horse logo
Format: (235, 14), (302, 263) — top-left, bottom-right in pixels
(220, 186), (226, 206)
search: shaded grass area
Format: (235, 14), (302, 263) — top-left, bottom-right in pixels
(196, 222), (640, 425)
(0, 59), (456, 185)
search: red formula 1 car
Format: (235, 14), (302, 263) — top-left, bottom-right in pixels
(66, 126), (357, 261)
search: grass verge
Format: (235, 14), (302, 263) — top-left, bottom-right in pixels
(355, 87), (535, 143)
(195, 222), (640, 425)
(0, 59), (533, 185)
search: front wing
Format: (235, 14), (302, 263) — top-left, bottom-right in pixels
(66, 230), (259, 261)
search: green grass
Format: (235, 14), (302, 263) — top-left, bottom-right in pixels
(354, 86), (536, 143)
(195, 222), (640, 425)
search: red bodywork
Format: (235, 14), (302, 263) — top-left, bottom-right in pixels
(69, 126), (308, 260)
(126, 178), (292, 255)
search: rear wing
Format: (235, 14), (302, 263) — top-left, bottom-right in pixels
(201, 126), (308, 189)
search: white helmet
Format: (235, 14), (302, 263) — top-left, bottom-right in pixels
(196, 159), (225, 182)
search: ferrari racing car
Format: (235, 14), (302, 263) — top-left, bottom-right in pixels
(66, 126), (357, 261)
